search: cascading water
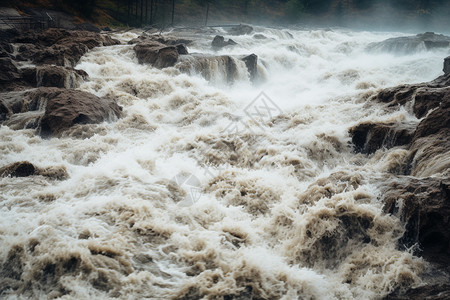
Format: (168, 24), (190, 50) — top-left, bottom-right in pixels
(0, 27), (448, 299)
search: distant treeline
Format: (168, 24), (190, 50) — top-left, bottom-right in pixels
(102, 0), (450, 27)
(8, 0), (450, 28)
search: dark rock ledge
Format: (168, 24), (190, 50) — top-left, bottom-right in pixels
(349, 59), (450, 299)
(128, 32), (259, 84)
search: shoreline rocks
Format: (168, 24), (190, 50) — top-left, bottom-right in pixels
(0, 87), (122, 137)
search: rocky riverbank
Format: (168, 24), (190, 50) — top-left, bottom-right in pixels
(350, 59), (450, 299)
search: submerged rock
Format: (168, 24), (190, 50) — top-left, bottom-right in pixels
(0, 87), (123, 137)
(0, 161), (36, 177)
(367, 32), (450, 54)
(227, 24), (253, 36)
(211, 35), (237, 49)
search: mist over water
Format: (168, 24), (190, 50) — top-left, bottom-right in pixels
(1, 27), (448, 298)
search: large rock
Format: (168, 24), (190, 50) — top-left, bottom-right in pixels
(241, 54), (258, 82)
(11, 28), (120, 67)
(444, 56), (450, 74)
(367, 32), (450, 54)
(0, 88), (123, 137)
(382, 177), (450, 268)
(0, 58), (21, 83)
(36, 66), (88, 89)
(176, 54), (258, 84)
(349, 122), (415, 154)
(211, 35), (237, 49)
(134, 41), (181, 69)
(0, 161), (36, 177)
(227, 24), (253, 36)
(375, 74), (450, 118)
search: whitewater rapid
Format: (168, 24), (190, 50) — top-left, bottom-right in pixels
(1, 27), (448, 299)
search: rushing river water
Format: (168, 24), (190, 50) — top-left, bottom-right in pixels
(0, 27), (448, 299)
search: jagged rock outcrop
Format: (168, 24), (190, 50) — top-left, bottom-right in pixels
(11, 28), (120, 67)
(354, 58), (450, 299)
(130, 34), (190, 69)
(349, 122), (415, 154)
(382, 177), (450, 269)
(134, 41), (182, 69)
(211, 35), (237, 49)
(0, 87), (122, 137)
(367, 32), (450, 54)
(444, 56), (450, 74)
(36, 66), (88, 89)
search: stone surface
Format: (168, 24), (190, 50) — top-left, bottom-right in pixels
(241, 54), (258, 82)
(134, 42), (180, 68)
(0, 88), (123, 137)
(444, 56), (450, 75)
(227, 24), (253, 36)
(382, 177), (450, 268)
(0, 161), (36, 177)
(375, 74), (450, 118)
(0, 57), (21, 82)
(177, 54), (259, 84)
(211, 35), (237, 49)
(36, 66), (88, 88)
(349, 122), (415, 154)
(367, 32), (450, 54)
(11, 28), (120, 67)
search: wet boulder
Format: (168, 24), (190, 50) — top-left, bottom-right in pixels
(36, 66), (88, 89)
(128, 34), (192, 46)
(349, 122), (415, 154)
(382, 177), (450, 268)
(444, 56), (450, 74)
(241, 54), (258, 82)
(176, 54), (258, 84)
(134, 41), (181, 69)
(0, 161), (36, 177)
(0, 57), (21, 83)
(0, 88), (123, 137)
(375, 74), (450, 118)
(211, 35), (237, 49)
(367, 32), (450, 54)
(227, 24), (253, 36)
(12, 28), (120, 67)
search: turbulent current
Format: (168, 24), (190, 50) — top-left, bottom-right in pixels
(0, 27), (448, 299)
